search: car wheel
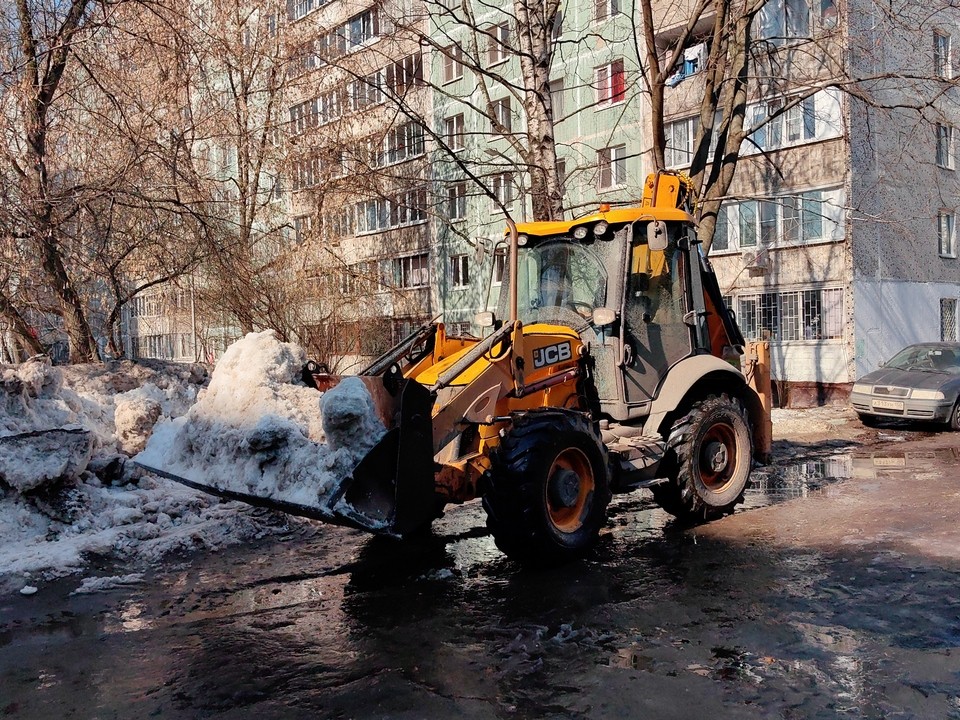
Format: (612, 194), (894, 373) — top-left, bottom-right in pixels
(950, 401), (960, 431)
(857, 412), (882, 428)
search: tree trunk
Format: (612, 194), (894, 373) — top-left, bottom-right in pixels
(0, 289), (45, 357)
(514, 0), (564, 220)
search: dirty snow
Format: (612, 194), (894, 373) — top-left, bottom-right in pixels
(137, 331), (386, 511)
(0, 352), (282, 593)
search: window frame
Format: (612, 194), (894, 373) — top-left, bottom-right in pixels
(596, 59), (626, 106)
(491, 97), (512, 132)
(487, 23), (510, 66)
(937, 123), (955, 170)
(490, 172), (515, 210)
(938, 210), (957, 257)
(598, 144), (627, 189)
(448, 181), (467, 221)
(450, 254), (470, 288)
(935, 30), (953, 80)
(442, 45), (464, 84)
(444, 113), (465, 151)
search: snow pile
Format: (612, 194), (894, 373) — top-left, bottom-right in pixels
(0, 352), (280, 592)
(138, 331), (387, 510)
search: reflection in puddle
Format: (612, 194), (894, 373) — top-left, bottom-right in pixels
(747, 455), (852, 508)
(748, 448), (960, 509)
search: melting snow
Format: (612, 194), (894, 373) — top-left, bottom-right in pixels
(137, 331), (386, 511)
(1, 338), (352, 593)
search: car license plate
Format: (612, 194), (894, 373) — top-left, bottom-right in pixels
(872, 399), (904, 411)
(873, 456), (906, 467)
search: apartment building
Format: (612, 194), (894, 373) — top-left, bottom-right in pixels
(124, 0), (958, 405)
(655, 0), (960, 402)
(283, 0), (435, 371)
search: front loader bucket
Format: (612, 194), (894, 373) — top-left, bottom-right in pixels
(136, 377), (438, 538)
(325, 379), (437, 536)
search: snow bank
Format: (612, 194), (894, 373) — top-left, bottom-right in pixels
(137, 331), (386, 511)
(0, 352), (278, 592)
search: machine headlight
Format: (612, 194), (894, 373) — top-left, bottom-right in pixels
(516, 234), (528, 246)
(593, 220), (609, 236)
(911, 389), (945, 400)
(852, 383), (873, 394)
(572, 226), (589, 240)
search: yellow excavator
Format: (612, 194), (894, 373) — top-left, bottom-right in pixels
(142, 172), (771, 565)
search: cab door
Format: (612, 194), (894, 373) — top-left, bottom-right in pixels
(620, 230), (694, 405)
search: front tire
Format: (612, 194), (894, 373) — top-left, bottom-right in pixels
(482, 410), (612, 565)
(949, 401), (960, 431)
(652, 393), (752, 521)
(858, 412), (882, 428)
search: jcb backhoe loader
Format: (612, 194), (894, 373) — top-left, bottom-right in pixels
(140, 172), (770, 565)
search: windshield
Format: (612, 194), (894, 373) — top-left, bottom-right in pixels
(885, 345), (960, 374)
(498, 240), (608, 330)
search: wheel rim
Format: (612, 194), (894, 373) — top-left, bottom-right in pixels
(546, 448), (595, 533)
(698, 422), (739, 492)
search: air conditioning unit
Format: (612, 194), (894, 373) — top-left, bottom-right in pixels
(743, 249), (769, 275)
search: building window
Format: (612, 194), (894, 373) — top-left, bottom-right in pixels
(492, 98), (512, 132)
(393, 253), (430, 288)
(593, 0), (622, 20)
(447, 321), (473, 337)
(594, 0), (621, 21)
(448, 181), (467, 220)
(935, 30), (952, 79)
(294, 215), (313, 243)
(596, 60), (626, 105)
(717, 189), (840, 250)
(384, 53), (423, 95)
(713, 189), (843, 252)
(444, 113), (465, 150)
(550, 79), (565, 119)
(737, 287), (842, 341)
(390, 186), (428, 226)
(488, 23), (510, 66)
(937, 124), (955, 169)
(451, 254), (470, 288)
(757, 0), (811, 42)
(490, 172), (514, 209)
(598, 144), (626, 189)
(939, 211), (956, 256)
(290, 0), (315, 22)
(942, 298), (958, 341)
(749, 95), (816, 151)
(349, 71), (383, 111)
(665, 116), (698, 168)
(492, 246), (507, 285)
(382, 121), (425, 165)
(443, 45), (464, 83)
(346, 9), (379, 49)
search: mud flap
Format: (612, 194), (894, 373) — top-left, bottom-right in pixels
(332, 379), (436, 536)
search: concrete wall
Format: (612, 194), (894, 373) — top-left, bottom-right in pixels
(852, 278), (960, 376)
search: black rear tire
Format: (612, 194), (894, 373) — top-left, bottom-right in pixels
(482, 410), (612, 566)
(652, 393), (752, 522)
(858, 412), (882, 428)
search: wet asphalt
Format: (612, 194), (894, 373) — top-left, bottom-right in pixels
(2, 428), (960, 719)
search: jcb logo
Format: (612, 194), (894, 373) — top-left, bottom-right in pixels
(532, 341), (572, 369)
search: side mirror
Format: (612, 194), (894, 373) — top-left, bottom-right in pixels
(474, 311), (495, 328)
(647, 221), (669, 251)
(592, 307), (617, 327)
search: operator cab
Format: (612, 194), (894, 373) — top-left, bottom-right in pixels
(488, 214), (713, 421)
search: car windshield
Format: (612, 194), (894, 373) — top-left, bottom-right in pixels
(885, 345), (960, 374)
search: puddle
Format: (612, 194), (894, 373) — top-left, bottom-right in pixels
(746, 448), (960, 509)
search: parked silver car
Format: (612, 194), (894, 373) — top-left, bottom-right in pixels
(850, 342), (960, 430)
